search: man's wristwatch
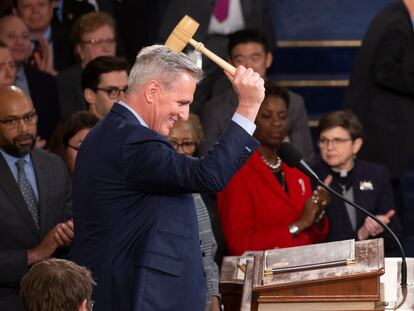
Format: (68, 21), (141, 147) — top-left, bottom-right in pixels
(288, 223), (300, 237)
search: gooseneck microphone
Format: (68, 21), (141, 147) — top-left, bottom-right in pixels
(277, 142), (407, 287)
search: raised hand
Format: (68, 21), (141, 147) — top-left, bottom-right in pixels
(226, 66), (265, 122)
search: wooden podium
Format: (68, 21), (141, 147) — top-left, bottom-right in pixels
(220, 239), (385, 311)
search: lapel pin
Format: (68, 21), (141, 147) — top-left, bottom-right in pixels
(360, 180), (374, 191)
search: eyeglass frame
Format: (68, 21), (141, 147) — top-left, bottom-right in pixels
(67, 144), (81, 152)
(0, 110), (37, 130)
(95, 86), (128, 99)
(170, 141), (197, 152)
(81, 38), (116, 47)
(318, 137), (353, 147)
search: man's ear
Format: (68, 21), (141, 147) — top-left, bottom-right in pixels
(144, 80), (160, 104)
(75, 44), (83, 59)
(265, 51), (273, 69)
(84, 88), (96, 105)
(78, 299), (89, 311)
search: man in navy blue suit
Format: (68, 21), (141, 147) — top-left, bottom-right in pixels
(71, 44), (264, 310)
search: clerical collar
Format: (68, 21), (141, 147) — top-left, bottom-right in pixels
(329, 165), (355, 190)
(331, 161), (355, 178)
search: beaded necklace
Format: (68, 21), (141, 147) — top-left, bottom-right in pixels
(261, 154), (282, 171)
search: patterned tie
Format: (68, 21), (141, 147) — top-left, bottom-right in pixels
(16, 159), (39, 229)
(213, 0), (229, 22)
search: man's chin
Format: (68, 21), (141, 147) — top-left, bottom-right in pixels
(3, 144), (33, 157)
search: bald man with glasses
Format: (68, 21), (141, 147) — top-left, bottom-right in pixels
(0, 86), (73, 311)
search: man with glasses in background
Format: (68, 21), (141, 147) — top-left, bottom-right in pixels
(81, 55), (129, 119)
(0, 85), (73, 311)
(57, 12), (118, 118)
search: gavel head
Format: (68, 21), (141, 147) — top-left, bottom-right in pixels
(165, 15), (199, 53)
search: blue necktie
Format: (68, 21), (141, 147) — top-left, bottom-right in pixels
(16, 159), (39, 229)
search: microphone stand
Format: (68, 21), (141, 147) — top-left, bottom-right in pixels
(277, 142), (407, 287)
(313, 175), (407, 288)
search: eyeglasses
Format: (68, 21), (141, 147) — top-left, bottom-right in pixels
(318, 137), (353, 147)
(89, 299), (94, 311)
(81, 38), (116, 47)
(0, 110), (37, 129)
(67, 144), (80, 151)
(170, 141), (197, 152)
(96, 86), (128, 99)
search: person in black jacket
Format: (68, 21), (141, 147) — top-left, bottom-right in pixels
(344, 0), (414, 217)
(314, 110), (402, 256)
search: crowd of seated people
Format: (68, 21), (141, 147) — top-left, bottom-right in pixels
(0, 1), (412, 309)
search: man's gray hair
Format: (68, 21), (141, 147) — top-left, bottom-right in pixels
(128, 45), (203, 91)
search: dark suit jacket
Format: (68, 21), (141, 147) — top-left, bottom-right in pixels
(56, 64), (87, 118)
(51, 22), (77, 72)
(71, 103), (258, 311)
(24, 65), (61, 140)
(158, 0), (275, 51)
(0, 148), (72, 311)
(314, 160), (402, 256)
(344, 2), (414, 177)
(52, 0), (95, 31)
(198, 87), (315, 164)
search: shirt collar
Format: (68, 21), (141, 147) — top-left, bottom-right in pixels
(118, 101), (148, 127)
(0, 149), (32, 166)
(15, 66), (25, 82)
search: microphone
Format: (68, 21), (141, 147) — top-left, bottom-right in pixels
(277, 141), (407, 287)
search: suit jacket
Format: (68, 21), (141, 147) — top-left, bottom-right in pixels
(56, 64), (87, 118)
(344, 1), (414, 177)
(71, 103), (259, 311)
(0, 148), (72, 311)
(52, 0), (95, 32)
(51, 21), (77, 72)
(24, 65), (61, 140)
(314, 160), (402, 256)
(217, 151), (328, 256)
(158, 0), (275, 52)
(198, 88), (315, 164)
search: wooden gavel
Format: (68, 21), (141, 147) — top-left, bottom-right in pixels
(165, 15), (236, 76)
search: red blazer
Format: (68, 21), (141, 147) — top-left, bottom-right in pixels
(217, 151), (328, 256)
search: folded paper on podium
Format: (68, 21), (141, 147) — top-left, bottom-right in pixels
(220, 239), (385, 311)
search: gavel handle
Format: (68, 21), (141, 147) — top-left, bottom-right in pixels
(189, 38), (236, 76)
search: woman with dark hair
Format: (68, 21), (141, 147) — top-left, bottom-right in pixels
(314, 110), (402, 256)
(48, 111), (99, 175)
(217, 82), (329, 256)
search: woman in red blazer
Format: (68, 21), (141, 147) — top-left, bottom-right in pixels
(217, 83), (329, 256)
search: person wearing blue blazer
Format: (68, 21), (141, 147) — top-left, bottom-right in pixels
(71, 45), (264, 311)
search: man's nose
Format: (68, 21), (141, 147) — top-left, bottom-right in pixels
(178, 106), (189, 121)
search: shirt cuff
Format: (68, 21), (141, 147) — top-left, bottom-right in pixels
(232, 112), (256, 135)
